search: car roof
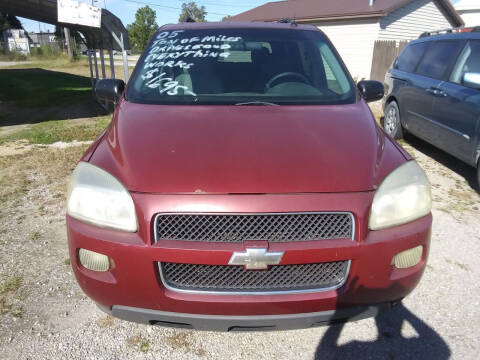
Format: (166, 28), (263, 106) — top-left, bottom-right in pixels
(158, 21), (319, 33)
(410, 31), (480, 45)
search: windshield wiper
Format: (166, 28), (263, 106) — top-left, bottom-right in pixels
(234, 101), (279, 106)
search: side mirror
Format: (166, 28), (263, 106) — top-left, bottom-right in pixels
(463, 72), (480, 89)
(95, 78), (125, 103)
(357, 80), (384, 103)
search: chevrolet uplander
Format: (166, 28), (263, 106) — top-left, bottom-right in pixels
(66, 22), (432, 331)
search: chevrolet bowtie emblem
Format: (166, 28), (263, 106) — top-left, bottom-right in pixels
(228, 248), (284, 270)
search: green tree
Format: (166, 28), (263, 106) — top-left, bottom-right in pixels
(0, 12), (22, 31)
(221, 15), (231, 22)
(179, 2), (207, 22)
(127, 6), (158, 52)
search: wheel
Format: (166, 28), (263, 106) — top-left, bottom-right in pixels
(384, 101), (403, 139)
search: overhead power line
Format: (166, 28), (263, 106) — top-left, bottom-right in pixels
(123, 0), (231, 16)
(174, 0), (259, 8)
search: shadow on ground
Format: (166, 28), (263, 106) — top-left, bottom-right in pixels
(379, 113), (478, 192)
(315, 277), (450, 360)
(0, 68), (106, 125)
(404, 133), (479, 192)
(315, 302), (450, 360)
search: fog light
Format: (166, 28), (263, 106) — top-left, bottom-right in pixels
(78, 248), (111, 272)
(392, 246), (423, 269)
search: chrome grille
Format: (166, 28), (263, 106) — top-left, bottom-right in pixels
(155, 213), (353, 242)
(159, 261), (349, 293)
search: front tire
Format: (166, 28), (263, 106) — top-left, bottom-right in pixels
(384, 101), (403, 139)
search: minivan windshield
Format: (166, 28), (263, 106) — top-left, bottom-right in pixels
(127, 28), (355, 105)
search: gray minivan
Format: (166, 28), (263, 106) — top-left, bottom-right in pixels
(383, 29), (480, 187)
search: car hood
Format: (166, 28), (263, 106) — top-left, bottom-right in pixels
(89, 100), (407, 194)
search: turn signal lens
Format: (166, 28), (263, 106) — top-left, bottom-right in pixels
(78, 248), (111, 272)
(392, 246), (423, 269)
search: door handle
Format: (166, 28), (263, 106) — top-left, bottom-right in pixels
(426, 87), (447, 97)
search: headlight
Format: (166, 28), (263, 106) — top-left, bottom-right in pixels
(67, 162), (137, 232)
(369, 161), (431, 230)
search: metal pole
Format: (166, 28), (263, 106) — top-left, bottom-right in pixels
(93, 49), (99, 79)
(88, 50), (95, 92)
(64, 27), (73, 61)
(109, 48), (115, 78)
(120, 33), (129, 82)
(103, 22), (128, 81)
(99, 48), (106, 78)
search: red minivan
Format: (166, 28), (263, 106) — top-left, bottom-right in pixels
(66, 22), (432, 331)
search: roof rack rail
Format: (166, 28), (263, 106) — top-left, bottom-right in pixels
(419, 26), (480, 38)
(278, 18), (298, 26)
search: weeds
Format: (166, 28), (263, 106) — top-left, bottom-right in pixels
(126, 334), (151, 353)
(0, 277), (22, 294)
(30, 232), (41, 241)
(0, 50), (27, 62)
(96, 315), (115, 328)
(11, 306), (23, 317)
(0, 276), (23, 317)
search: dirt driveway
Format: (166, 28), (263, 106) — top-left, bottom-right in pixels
(0, 131), (479, 359)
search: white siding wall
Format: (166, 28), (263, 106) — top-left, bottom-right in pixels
(378, 0), (455, 40)
(458, 10), (480, 27)
(313, 19), (380, 80)
(310, 0), (455, 80)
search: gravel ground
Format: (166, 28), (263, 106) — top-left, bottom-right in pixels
(0, 129), (479, 359)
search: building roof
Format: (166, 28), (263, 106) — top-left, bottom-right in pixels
(454, 0), (480, 11)
(228, 0), (463, 26)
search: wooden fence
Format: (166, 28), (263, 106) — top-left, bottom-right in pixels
(370, 40), (408, 82)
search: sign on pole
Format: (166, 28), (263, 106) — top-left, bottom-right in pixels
(57, 0), (102, 28)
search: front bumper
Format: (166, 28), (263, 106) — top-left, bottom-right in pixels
(100, 302), (394, 331)
(67, 192), (431, 328)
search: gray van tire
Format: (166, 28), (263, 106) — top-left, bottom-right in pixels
(384, 101), (403, 139)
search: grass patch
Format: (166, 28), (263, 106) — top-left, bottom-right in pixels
(0, 51), (27, 62)
(0, 116), (110, 145)
(4, 56), (130, 81)
(0, 67), (92, 107)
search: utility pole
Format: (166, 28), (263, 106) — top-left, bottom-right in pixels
(64, 27), (73, 61)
